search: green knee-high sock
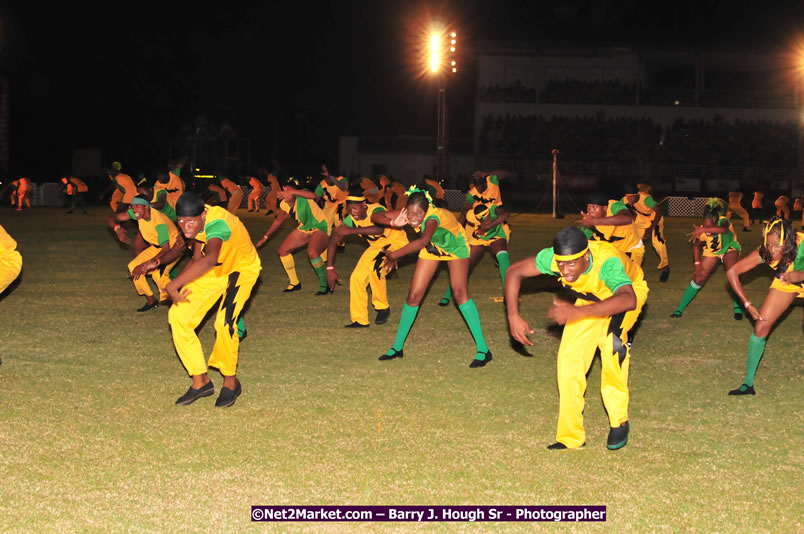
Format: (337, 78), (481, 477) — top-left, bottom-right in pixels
(743, 334), (767, 387)
(237, 316), (246, 338)
(732, 297), (742, 314)
(458, 299), (489, 359)
(387, 303), (420, 353)
(675, 281), (701, 313)
(496, 251), (511, 285)
(310, 255), (328, 290)
(440, 285), (453, 304)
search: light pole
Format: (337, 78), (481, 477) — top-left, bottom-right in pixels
(428, 29), (457, 182)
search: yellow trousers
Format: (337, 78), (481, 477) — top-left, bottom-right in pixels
(349, 245), (403, 324)
(647, 219), (669, 270)
(168, 265), (260, 377)
(555, 287), (647, 448)
(727, 204), (750, 229)
(625, 243), (645, 268)
(226, 190), (244, 214)
(0, 250), (22, 294)
(128, 247), (179, 300)
(247, 190), (263, 211)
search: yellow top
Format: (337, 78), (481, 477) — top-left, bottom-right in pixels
(195, 205), (261, 276)
(129, 208), (180, 248)
(343, 203), (408, 249)
(536, 240), (647, 303)
(586, 200), (642, 255)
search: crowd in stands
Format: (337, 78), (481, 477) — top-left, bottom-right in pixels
(479, 79), (794, 109)
(477, 114), (797, 168)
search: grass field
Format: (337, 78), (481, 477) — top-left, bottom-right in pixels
(0, 206), (801, 533)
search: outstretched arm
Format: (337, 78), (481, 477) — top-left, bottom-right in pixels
(106, 212), (132, 244)
(505, 257), (543, 346)
(256, 210), (289, 247)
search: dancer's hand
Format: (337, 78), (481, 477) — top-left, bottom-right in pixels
(508, 315), (534, 346)
(326, 268), (341, 291)
(547, 297), (579, 325)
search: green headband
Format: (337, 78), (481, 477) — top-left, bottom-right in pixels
(131, 197), (151, 207)
(405, 185), (433, 205)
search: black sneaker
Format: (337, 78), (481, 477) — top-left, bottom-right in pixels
(438, 298), (450, 307)
(283, 283), (302, 293)
(734, 312), (743, 321)
(375, 308), (390, 324)
(238, 328), (248, 341)
(315, 288), (333, 295)
(469, 350), (492, 368)
(137, 301), (159, 313)
(728, 384), (756, 396)
(670, 311), (682, 318)
(659, 268), (670, 283)
(215, 380), (242, 408)
(175, 381), (214, 406)
(379, 348), (403, 361)
(607, 421), (630, 450)
(345, 321), (369, 328)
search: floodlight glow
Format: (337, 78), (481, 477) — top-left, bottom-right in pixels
(452, 67), (457, 73)
(451, 32), (456, 37)
(429, 33), (441, 72)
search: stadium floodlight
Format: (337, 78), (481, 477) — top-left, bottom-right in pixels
(429, 33), (441, 73)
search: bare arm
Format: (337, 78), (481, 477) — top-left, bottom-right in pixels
(726, 249), (763, 319)
(548, 284), (637, 326)
(106, 212), (132, 244)
(504, 257), (543, 346)
(256, 210), (289, 247)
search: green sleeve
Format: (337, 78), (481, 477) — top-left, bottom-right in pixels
(609, 200), (628, 215)
(466, 192), (475, 204)
(342, 215), (355, 228)
(600, 257), (633, 293)
(172, 167), (181, 178)
(423, 213), (441, 228)
(127, 208), (136, 221)
(155, 224), (170, 247)
(155, 189), (167, 200)
(204, 219), (231, 242)
(644, 195), (657, 208)
(718, 217), (730, 228)
(580, 226), (594, 239)
(489, 175), (499, 185)
(488, 205), (498, 219)
(534, 248), (557, 276)
(314, 183), (324, 197)
(793, 240), (804, 271)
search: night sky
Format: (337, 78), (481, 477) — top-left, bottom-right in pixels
(3, 1), (803, 179)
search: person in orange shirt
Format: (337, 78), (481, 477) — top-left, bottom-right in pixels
(15, 178), (32, 211)
(206, 180), (227, 206)
(220, 176), (243, 213)
(247, 175), (265, 212)
(263, 173), (281, 215)
(775, 195), (790, 220)
(794, 196), (804, 228)
(61, 177), (89, 214)
(100, 162), (137, 212)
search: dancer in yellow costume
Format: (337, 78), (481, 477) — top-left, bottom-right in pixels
(154, 162), (185, 209)
(580, 192), (645, 267)
(101, 162), (137, 213)
(671, 198), (744, 320)
(155, 192), (261, 408)
(256, 177), (332, 294)
(107, 196), (184, 312)
(247, 175), (265, 212)
(439, 171), (511, 306)
(727, 191), (751, 231)
(325, 185), (409, 327)
(624, 184), (670, 282)
(505, 226), (648, 450)
(316, 166), (348, 247)
(0, 224), (22, 295)
(219, 177), (243, 213)
(726, 217), (804, 395)
(372, 188), (492, 368)
(138, 178), (177, 222)
(775, 195), (790, 220)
